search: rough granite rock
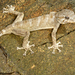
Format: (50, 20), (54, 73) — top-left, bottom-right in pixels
(0, 0), (75, 75)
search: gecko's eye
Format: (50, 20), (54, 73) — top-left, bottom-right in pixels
(65, 16), (69, 19)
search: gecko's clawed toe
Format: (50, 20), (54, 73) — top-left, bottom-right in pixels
(48, 46), (53, 49)
(58, 45), (63, 47)
(48, 42), (63, 54)
(7, 5), (12, 7)
(52, 51), (55, 54)
(23, 50), (27, 56)
(31, 51), (34, 54)
(3, 7), (7, 11)
(17, 47), (24, 50)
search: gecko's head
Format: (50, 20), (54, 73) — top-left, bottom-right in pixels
(56, 9), (75, 24)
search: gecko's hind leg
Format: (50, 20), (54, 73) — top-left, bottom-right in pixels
(17, 41), (35, 56)
(16, 31), (35, 56)
(3, 5), (24, 25)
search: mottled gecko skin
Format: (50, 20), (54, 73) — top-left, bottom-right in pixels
(0, 5), (75, 56)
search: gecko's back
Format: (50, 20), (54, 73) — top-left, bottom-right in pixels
(13, 12), (57, 31)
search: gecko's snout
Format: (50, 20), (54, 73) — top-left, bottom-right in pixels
(68, 15), (75, 23)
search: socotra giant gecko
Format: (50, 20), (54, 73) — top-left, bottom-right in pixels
(0, 5), (75, 56)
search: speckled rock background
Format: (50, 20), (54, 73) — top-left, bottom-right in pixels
(0, 0), (75, 75)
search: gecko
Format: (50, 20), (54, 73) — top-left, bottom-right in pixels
(0, 5), (75, 56)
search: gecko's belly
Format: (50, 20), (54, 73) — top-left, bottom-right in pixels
(30, 26), (53, 31)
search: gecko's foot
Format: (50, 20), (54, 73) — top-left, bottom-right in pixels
(3, 5), (15, 13)
(48, 42), (63, 54)
(17, 41), (35, 56)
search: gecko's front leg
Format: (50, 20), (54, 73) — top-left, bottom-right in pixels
(48, 24), (63, 54)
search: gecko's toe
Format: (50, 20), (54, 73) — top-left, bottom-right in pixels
(3, 10), (8, 13)
(10, 5), (12, 7)
(58, 45), (63, 47)
(59, 50), (61, 53)
(17, 47), (24, 50)
(17, 47), (19, 50)
(57, 48), (61, 53)
(7, 5), (10, 7)
(17, 47), (20, 50)
(31, 51), (34, 54)
(23, 52), (26, 56)
(48, 46), (53, 49)
(3, 8), (8, 10)
(52, 51), (55, 54)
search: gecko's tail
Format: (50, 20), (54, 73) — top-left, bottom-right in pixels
(0, 31), (3, 37)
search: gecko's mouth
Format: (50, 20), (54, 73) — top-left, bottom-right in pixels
(67, 18), (75, 23)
